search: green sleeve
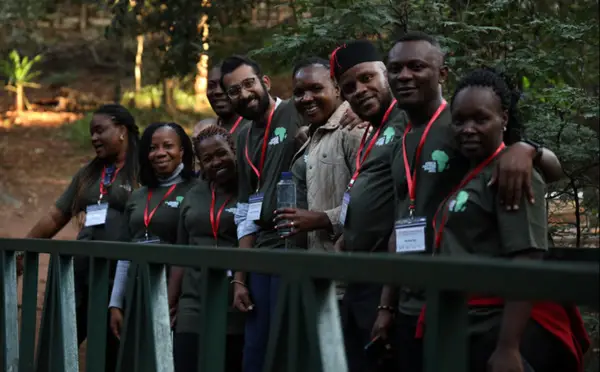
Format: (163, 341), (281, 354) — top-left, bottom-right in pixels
(236, 129), (251, 204)
(55, 167), (84, 217)
(118, 194), (136, 242)
(342, 128), (364, 173)
(495, 170), (548, 255)
(177, 196), (190, 245)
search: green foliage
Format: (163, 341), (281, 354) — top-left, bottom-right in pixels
(120, 84), (208, 114)
(0, 50), (43, 87)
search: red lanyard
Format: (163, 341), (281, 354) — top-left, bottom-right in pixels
(402, 100), (447, 215)
(99, 165), (122, 202)
(210, 185), (232, 242)
(229, 116), (243, 134)
(432, 143), (506, 250)
(143, 184), (177, 232)
(244, 107), (276, 191)
(346, 99), (398, 191)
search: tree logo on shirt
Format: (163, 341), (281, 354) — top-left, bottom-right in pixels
(449, 191), (469, 212)
(376, 127), (396, 146)
(166, 196), (184, 208)
(269, 127), (287, 145)
(422, 150), (449, 173)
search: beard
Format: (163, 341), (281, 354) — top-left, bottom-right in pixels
(236, 82), (271, 121)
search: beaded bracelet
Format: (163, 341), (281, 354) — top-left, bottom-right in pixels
(230, 280), (247, 287)
(377, 305), (396, 313)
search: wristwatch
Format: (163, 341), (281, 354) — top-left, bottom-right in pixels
(523, 139), (543, 162)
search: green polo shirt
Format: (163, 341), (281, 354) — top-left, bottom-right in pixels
(175, 180), (244, 334)
(235, 99), (304, 248)
(343, 107), (407, 252)
(435, 161), (547, 335)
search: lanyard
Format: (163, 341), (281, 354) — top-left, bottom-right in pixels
(229, 116), (243, 134)
(432, 143), (506, 250)
(346, 99), (398, 191)
(99, 165), (122, 203)
(402, 100), (448, 215)
(143, 184), (177, 236)
(210, 184), (232, 243)
(244, 108), (276, 192)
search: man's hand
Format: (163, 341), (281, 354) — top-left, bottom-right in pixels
(273, 208), (330, 237)
(339, 107), (369, 130)
(371, 309), (394, 341)
(489, 142), (535, 210)
(232, 282), (254, 312)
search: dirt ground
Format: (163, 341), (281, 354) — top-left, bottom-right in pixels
(0, 124), (92, 370)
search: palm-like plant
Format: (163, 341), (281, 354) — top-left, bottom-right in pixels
(0, 50), (42, 114)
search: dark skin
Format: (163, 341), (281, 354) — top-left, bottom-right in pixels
(274, 64), (343, 237)
(207, 66), (239, 128)
(453, 86), (542, 372)
(374, 40), (563, 340)
(111, 126), (183, 337)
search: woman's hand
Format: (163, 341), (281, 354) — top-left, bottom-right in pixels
(273, 208), (331, 237)
(487, 347), (524, 372)
(109, 307), (124, 339)
(232, 282), (254, 312)
(371, 309), (394, 341)
(340, 107), (369, 130)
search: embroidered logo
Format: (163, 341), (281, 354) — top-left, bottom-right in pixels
(422, 150), (449, 173)
(375, 127), (396, 146)
(165, 196), (184, 208)
(225, 207), (237, 214)
(269, 127), (287, 145)
(448, 191), (469, 212)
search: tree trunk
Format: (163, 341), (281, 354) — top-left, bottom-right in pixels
(194, 14), (210, 112)
(113, 36), (125, 103)
(135, 34), (145, 93)
(162, 78), (176, 113)
(16, 84), (24, 114)
(79, 3), (88, 32)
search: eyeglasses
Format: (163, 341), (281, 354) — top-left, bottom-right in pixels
(226, 77), (258, 99)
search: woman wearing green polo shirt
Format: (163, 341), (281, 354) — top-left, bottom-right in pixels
(25, 104), (140, 372)
(419, 68), (589, 372)
(172, 125), (243, 372)
(108, 122), (196, 338)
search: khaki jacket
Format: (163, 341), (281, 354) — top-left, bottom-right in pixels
(292, 101), (365, 251)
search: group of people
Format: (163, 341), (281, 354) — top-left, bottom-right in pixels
(23, 31), (591, 372)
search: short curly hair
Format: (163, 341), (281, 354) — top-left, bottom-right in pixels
(193, 124), (236, 159)
(451, 67), (523, 144)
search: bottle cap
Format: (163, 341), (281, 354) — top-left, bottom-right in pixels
(280, 172), (293, 180)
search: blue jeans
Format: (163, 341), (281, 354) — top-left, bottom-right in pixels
(242, 273), (280, 372)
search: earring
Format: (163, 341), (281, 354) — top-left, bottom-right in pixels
(503, 127), (507, 132)
(119, 134), (124, 141)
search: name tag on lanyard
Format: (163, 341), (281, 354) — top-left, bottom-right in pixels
(134, 235), (161, 244)
(395, 217), (426, 253)
(339, 192), (351, 225)
(246, 193), (264, 221)
(85, 203), (108, 227)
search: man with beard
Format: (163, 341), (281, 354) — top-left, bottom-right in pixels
(371, 31), (564, 372)
(329, 40), (407, 372)
(219, 55), (307, 372)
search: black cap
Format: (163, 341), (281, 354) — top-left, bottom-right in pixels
(329, 40), (382, 80)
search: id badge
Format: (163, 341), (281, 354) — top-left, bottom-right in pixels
(246, 193), (264, 221)
(134, 237), (161, 244)
(395, 217), (427, 253)
(339, 192), (350, 225)
(85, 203), (108, 227)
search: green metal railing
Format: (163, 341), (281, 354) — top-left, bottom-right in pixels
(1, 238), (598, 372)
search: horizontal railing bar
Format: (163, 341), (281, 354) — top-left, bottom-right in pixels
(2, 239), (598, 307)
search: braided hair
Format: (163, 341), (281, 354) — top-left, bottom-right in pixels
(451, 68), (522, 145)
(193, 124), (236, 158)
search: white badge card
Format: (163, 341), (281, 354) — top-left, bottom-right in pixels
(134, 236), (161, 244)
(395, 217), (427, 253)
(85, 203), (109, 227)
(339, 192), (350, 225)
(246, 193), (264, 221)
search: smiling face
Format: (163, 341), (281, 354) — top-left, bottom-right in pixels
(387, 40), (447, 111)
(222, 64), (271, 121)
(338, 61), (392, 123)
(196, 135), (236, 185)
(148, 126), (184, 177)
(90, 113), (127, 159)
(451, 86), (507, 160)
(293, 64), (340, 126)
(207, 67), (234, 118)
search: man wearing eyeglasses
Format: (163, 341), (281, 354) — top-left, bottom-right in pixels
(220, 55), (307, 372)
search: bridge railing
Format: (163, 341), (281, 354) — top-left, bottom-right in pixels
(1, 238), (598, 372)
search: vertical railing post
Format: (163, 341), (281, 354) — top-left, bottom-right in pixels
(423, 290), (468, 372)
(147, 263), (173, 372)
(0, 250), (19, 372)
(19, 252), (40, 372)
(198, 267), (229, 372)
(85, 257), (110, 372)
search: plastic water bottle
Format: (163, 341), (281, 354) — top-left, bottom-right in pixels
(277, 172), (297, 237)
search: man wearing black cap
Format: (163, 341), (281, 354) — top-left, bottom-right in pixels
(330, 39), (407, 372)
(371, 31), (564, 372)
